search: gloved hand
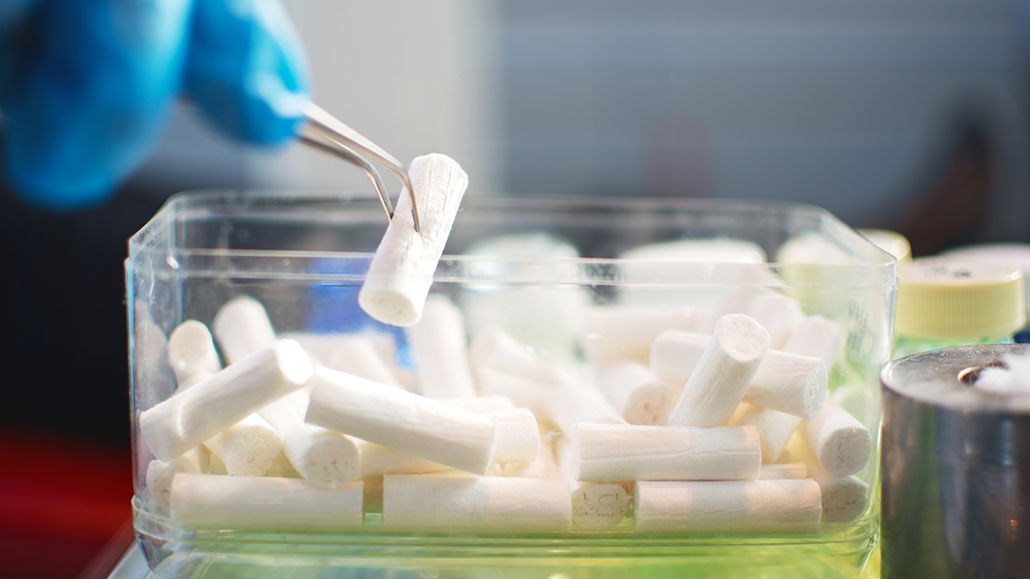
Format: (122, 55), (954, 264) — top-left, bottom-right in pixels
(0, 0), (309, 209)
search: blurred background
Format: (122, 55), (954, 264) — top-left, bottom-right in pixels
(2, 1), (1029, 575)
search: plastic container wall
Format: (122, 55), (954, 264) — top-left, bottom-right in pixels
(127, 192), (895, 578)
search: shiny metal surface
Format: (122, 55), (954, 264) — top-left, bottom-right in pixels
(881, 344), (1030, 578)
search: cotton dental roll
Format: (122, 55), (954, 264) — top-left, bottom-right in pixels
(582, 305), (696, 366)
(406, 295), (477, 398)
(145, 449), (208, 512)
(469, 326), (563, 386)
(648, 330), (711, 386)
(743, 351), (827, 419)
(758, 462), (808, 480)
(545, 382), (626, 435)
(306, 367), (496, 474)
(803, 398), (871, 478)
(167, 320), (221, 388)
(782, 315), (842, 369)
(212, 296), (278, 364)
(356, 440), (453, 477)
(170, 474), (363, 530)
(574, 423), (761, 482)
(666, 314), (770, 428)
(260, 391), (361, 488)
(140, 340), (313, 461)
(487, 408), (541, 466)
(730, 403), (801, 463)
(359, 153), (469, 326)
(382, 474), (571, 532)
(634, 479), (822, 532)
(785, 433), (868, 523)
(555, 438), (632, 530)
(747, 294), (804, 349)
(167, 320), (282, 475)
(595, 362), (672, 425)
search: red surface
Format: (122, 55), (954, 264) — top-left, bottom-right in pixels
(0, 428), (131, 578)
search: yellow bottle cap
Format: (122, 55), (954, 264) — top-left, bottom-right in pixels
(896, 259), (1026, 339)
(858, 229), (911, 263)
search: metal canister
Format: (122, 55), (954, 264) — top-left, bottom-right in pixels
(881, 344), (1030, 578)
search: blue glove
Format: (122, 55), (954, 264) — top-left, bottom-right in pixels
(0, 0), (309, 209)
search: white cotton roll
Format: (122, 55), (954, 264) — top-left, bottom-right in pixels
(554, 437), (632, 530)
(170, 474), (363, 531)
(743, 351), (827, 419)
(582, 305), (697, 366)
(666, 315), (770, 428)
(264, 452), (301, 478)
(442, 395), (516, 413)
(359, 154), (469, 326)
(356, 440), (453, 477)
(306, 367), (496, 474)
(469, 326), (564, 386)
(571, 482), (633, 530)
(573, 423), (761, 482)
(781, 315), (843, 370)
(487, 408), (541, 466)
(474, 368), (553, 419)
(320, 335), (401, 388)
(140, 340), (313, 461)
(785, 433), (869, 523)
(382, 474), (571, 532)
(202, 413), (283, 476)
(634, 479), (822, 532)
(803, 398), (871, 478)
(212, 296), (277, 364)
(145, 449), (208, 513)
(729, 403), (802, 464)
(546, 382), (627, 436)
(648, 330), (711, 387)
(747, 294), (804, 349)
(406, 295), (478, 398)
(167, 320), (221, 389)
(595, 362), (672, 425)
(758, 462), (808, 480)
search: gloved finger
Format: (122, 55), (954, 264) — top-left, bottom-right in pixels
(185, 0), (309, 146)
(0, 0), (41, 107)
(3, 0), (192, 209)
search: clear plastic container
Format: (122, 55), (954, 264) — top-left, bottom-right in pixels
(127, 192), (895, 578)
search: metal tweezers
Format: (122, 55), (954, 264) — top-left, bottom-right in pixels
(300, 102), (421, 232)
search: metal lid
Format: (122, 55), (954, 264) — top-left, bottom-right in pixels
(881, 344), (1030, 413)
(895, 258), (1025, 339)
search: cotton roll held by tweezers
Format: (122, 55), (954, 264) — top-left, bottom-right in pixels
(359, 154), (469, 327)
(648, 330), (711, 387)
(406, 295), (478, 398)
(573, 423), (761, 482)
(730, 403), (801, 463)
(582, 305), (697, 366)
(743, 350), (827, 419)
(167, 320), (222, 389)
(803, 398), (871, 478)
(170, 474), (363, 531)
(306, 367), (496, 474)
(785, 432), (869, 523)
(634, 479), (822, 532)
(140, 340), (313, 461)
(595, 361), (672, 425)
(382, 474), (571, 532)
(666, 314), (770, 428)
